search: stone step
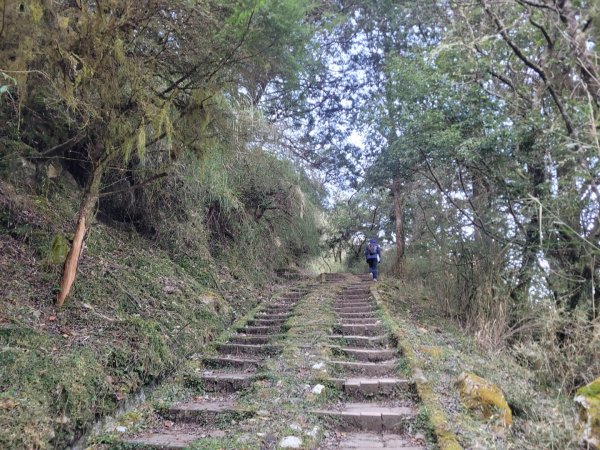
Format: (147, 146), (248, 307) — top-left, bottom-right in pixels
(333, 306), (375, 314)
(336, 294), (371, 300)
(122, 430), (208, 449)
(203, 356), (261, 369)
(334, 324), (385, 336)
(261, 306), (294, 313)
(328, 335), (389, 348)
(216, 343), (279, 356)
(334, 307), (374, 314)
(322, 273), (346, 281)
(335, 297), (370, 303)
(275, 296), (301, 302)
(329, 360), (398, 377)
(263, 306), (294, 314)
(342, 289), (371, 295)
(325, 377), (413, 398)
(339, 318), (380, 325)
(238, 325), (282, 335)
(255, 311), (290, 319)
(341, 289), (371, 294)
(228, 335), (280, 345)
(337, 312), (377, 319)
(200, 372), (253, 392)
(168, 400), (253, 423)
(247, 318), (287, 326)
(329, 346), (397, 362)
(344, 291), (370, 295)
(312, 403), (416, 432)
(337, 300), (371, 306)
(332, 301), (374, 308)
(334, 432), (425, 449)
(335, 295), (372, 301)
(270, 299), (299, 305)
(270, 302), (297, 308)
(339, 294), (372, 301)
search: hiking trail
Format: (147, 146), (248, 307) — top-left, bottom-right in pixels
(120, 273), (428, 449)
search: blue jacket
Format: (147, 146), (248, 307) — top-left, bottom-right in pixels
(365, 243), (381, 260)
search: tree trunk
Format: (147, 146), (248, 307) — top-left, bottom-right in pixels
(512, 162), (545, 304)
(56, 162), (105, 307)
(470, 168), (490, 245)
(392, 176), (406, 263)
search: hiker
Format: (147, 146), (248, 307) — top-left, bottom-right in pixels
(365, 238), (381, 281)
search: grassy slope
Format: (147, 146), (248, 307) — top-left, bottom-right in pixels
(0, 171), (275, 449)
(377, 279), (579, 450)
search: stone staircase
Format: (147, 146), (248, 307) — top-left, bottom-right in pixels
(118, 276), (427, 449)
(122, 287), (309, 449)
(313, 281), (424, 449)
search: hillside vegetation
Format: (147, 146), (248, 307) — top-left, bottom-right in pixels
(1, 0), (600, 448)
(1, 1), (324, 447)
(0, 129), (322, 449)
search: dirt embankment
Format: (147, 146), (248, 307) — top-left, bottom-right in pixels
(0, 168), (282, 449)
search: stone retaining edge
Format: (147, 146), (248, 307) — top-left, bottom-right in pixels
(371, 284), (463, 450)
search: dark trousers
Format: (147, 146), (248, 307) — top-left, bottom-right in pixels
(367, 258), (378, 280)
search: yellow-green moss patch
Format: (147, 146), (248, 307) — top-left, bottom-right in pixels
(455, 372), (512, 427)
(575, 376), (600, 448)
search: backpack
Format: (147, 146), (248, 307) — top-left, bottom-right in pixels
(367, 243), (377, 255)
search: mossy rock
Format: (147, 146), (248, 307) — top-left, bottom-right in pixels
(575, 376), (600, 449)
(44, 234), (69, 265)
(455, 371), (512, 427)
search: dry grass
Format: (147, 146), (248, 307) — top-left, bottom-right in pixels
(376, 279), (581, 450)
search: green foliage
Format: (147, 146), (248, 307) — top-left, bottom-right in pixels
(511, 308), (600, 390)
(378, 278), (579, 449)
(5, 0), (600, 445)
(283, 0), (600, 393)
(218, 148), (322, 274)
(322, 189), (391, 267)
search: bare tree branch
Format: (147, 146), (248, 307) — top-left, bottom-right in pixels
(480, 0), (575, 135)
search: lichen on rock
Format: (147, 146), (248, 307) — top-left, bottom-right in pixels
(455, 371), (512, 427)
(575, 376), (600, 449)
